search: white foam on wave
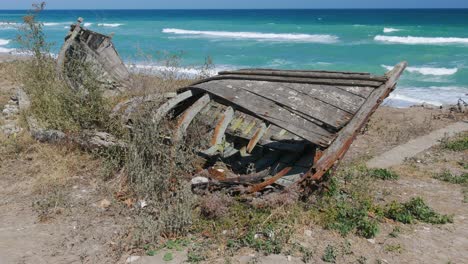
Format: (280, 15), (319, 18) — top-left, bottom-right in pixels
(84, 23), (93, 27)
(383, 28), (401, 33)
(97, 23), (123, 27)
(162, 28), (339, 43)
(375, 35), (468, 45)
(43, 22), (73, 27)
(0, 39), (10, 46)
(386, 86), (468, 107)
(382, 65), (458, 76)
(128, 63), (233, 78)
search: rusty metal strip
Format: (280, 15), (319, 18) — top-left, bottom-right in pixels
(211, 107), (235, 146)
(247, 167), (292, 193)
(246, 123), (269, 153)
(174, 94), (211, 142)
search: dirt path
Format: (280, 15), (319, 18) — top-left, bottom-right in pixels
(367, 121), (468, 169)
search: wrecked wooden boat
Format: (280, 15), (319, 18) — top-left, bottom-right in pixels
(57, 19), (407, 193)
(159, 63), (407, 192)
(57, 18), (131, 91)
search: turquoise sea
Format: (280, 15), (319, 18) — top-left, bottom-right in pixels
(0, 9), (467, 107)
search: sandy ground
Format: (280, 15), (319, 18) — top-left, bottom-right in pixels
(0, 56), (467, 264)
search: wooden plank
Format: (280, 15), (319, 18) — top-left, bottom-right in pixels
(281, 83), (366, 114)
(213, 80), (353, 128)
(335, 85), (374, 98)
(174, 94), (211, 142)
(210, 107), (235, 146)
(152, 90), (195, 123)
(189, 85), (335, 147)
(219, 69), (387, 82)
(232, 68), (372, 75)
(247, 123), (269, 153)
(193, 74), (384, 88)
(303, 62), (407, 181)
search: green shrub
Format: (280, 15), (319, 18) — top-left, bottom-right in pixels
(434, 171), (468, 185)
(368, 168), (399, 181)
(443, 135), (468, 151)
(322, 245), (337, 263)
(384, 197), (453, 224)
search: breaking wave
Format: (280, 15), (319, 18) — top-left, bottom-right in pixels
(162, 28), (339, 43)
(386, 86), (468, 107)
(375, 35), (468, 45)
(382, 65), (458, 76)
(383, 27), (401, 33)
(97, 23), (123, 27)
(0, 39), (10, 46)
(127, 64), (233, 78)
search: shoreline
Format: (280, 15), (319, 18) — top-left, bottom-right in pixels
(0, 51), (465, 109)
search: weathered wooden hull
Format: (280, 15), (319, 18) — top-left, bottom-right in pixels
(57, 18), (131, 91)
(158, 63), (407, 190)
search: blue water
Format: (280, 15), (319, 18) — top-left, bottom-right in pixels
(0, 9), (467, 106)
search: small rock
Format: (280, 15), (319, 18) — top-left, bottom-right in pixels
(287, 255), (292, 261)
(126, 256), (140, 263)
(138, 200), (147, 208)
(191, 176), (209, 185)
(367, 238), (376, 244)
(99, 199), (111, 209)
(304, 229), (313, 237)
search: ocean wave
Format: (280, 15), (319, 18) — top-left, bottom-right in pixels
(375, 35), (468, 45)
(128, 64), (232, 78)
(382, 65), (458, 76)
(383, 27), (401, 33)
(84, 22), (93, 27)
(386, 86), (467, 107)
(0, 39), (10, 46)
(43, 22), (73, 27)
(162, 28), (339, 43)
(97, 23), (123, 27)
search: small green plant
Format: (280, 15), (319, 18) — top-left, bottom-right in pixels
(368, 168), (399, 181)
(384, 197), (453, 224)
(356, 256), (367, 264)
(384, 244), (403, 254)
(442, 135), (468, 151)
(322, 245), (337, 263)
(299, 246), (313, 263)
(388, 226), (401, 238)
(434, 171), (468, 185)
(163, 252), (173, 262)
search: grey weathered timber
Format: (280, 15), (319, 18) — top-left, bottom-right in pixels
(335, 85), (374, 98)
(174, 94), (211, 142)
(57, 19), (131, 91)
(194, 74), (384, 88)
(308, 62), (408, 181)
(197, 80), (353, 129)
(219, 69), (388, 82)
(234, 68), (372, 75)
(152, 90), (195, 123)
(189, 85), (334, 147)
(280, 83), (366, 114)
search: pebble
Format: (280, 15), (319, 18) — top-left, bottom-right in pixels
(367, 238), (376, 244)
(126, 256), (141, 263)
(304, 229), (313, 237)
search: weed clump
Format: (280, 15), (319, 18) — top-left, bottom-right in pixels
(384, 197), (453, 224)
(127, 111), (199, 244)
(199, 193), (233, 220)
(322, 245), (337, 263)
(434, 171), (468, 185)
(442, 134), (468, 151)
(368, 168), (399, 181)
